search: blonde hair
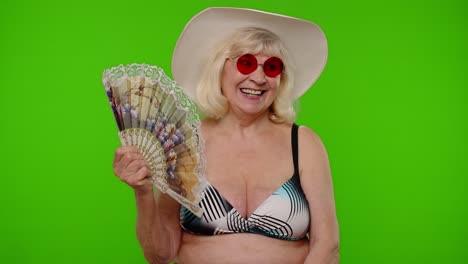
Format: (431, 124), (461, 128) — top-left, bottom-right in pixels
(196, 27), (296, 123)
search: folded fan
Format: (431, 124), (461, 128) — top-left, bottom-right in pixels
(102, 63), (207, 217)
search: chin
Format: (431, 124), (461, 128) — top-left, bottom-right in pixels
(237, 105), (271, 116)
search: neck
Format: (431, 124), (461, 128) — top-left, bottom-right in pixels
(217, 109), (272, 137)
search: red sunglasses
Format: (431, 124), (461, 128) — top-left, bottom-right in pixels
(236, 54), (284, 78)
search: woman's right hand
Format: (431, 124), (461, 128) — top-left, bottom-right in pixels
(113, 146), (153, 194)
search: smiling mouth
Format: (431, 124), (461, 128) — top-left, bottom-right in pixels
(240, 88), (266, 96)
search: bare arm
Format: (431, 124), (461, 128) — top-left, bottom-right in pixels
(114, 146), (182, 264)
(298, 127), (340, 264)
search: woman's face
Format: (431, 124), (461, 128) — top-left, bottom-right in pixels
(221, 53), (281, 117)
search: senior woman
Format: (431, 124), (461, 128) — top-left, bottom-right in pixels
(112, 7), (339, 264)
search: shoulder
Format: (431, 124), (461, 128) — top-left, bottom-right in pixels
(297, 125), (328, 156)
(200, 118), (218, 137)
(201, 118), (217, 128)
(296, 125), (330, 176)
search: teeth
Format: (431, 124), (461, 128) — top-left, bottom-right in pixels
(241, 89), (262, 95)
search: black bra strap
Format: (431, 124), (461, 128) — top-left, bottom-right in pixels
(291, 123), (299, 175)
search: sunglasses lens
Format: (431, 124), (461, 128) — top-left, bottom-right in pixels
(263, 57), (284, 77)
(237, 54), (257, 75)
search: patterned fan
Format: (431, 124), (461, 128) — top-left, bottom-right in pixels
(102, 63), (207, 217)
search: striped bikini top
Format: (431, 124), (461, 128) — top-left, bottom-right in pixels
(180, 124), (310, 240)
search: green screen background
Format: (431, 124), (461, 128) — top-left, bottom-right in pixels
(1, 0), (466, 263)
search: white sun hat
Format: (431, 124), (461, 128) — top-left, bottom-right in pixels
(171, 7), (328, 101)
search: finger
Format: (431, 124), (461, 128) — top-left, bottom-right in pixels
(134, 164), (152, 182)
(115, 152), (145, 172)
(129, 166), (152, 187)
(127, 159), (149, 173)
(113, 146), (141, 167)
(113, 156), (146, 182)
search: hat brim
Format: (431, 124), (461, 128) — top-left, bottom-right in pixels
(171, 7), (328, 101)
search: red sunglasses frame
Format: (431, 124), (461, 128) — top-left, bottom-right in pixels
(235, 54), (284, 78)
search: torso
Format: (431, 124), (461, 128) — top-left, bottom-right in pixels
(177, 119), (310, 263)
(176, 232), (309, 264)
(200, 119), (294, 218)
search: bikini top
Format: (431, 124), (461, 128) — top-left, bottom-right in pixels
(180, 124), (310, 240)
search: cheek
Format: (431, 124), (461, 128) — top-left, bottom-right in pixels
(222, 68), (249, 90)
(268, 77), (281, 91)
(220, 72), (241, 96)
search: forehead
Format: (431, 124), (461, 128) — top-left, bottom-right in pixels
(230, 38), (283, 56)
(238, 54), (278, 63)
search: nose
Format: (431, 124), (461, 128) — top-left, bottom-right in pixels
(249, 66), (267, 85)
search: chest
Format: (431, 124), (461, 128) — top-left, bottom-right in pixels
(204, 137), (294, 218)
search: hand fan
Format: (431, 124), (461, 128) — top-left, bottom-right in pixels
(102, 63), (207, 217)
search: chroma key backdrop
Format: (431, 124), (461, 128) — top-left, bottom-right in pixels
(1, 0), (466, 263)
